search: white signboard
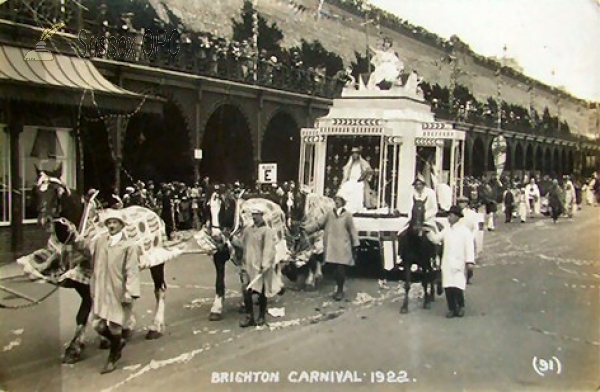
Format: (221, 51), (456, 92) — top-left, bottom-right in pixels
(258, 163), (277, 184)
(194, 149), (203, 160)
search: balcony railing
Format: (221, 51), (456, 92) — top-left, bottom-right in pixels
(0, 0), (342, 99)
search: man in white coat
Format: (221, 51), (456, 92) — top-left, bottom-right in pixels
(427, 205), (475, 318)
(80, 209), (141, 374)
(457, 196), (478, 284)
(239, 204), (278, 328)
(303, 194), (359, 301)
(524, 178), (541, 218)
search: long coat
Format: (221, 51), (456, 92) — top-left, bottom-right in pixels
(313, 209), (359, 266)
(429, 223), (475, 290)
(90, 233), (141, 326)
(241, 223), (282, 297)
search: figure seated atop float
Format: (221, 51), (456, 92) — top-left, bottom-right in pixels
(367, 37), (404, 90)
(337, 147), (375, 213)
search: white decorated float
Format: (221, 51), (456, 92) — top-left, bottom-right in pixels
(298, 54), (484, 271)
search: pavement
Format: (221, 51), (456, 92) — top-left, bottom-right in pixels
(1, 206), (599, 391)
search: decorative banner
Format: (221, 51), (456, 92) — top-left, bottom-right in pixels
(491, 134), (507, 176)
(258, 163), (277, 184)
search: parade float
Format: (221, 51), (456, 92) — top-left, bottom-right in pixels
(298, 44), (484, 271)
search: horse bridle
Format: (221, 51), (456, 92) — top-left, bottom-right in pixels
(37, 174), (77, 240)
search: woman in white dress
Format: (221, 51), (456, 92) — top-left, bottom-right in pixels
(367, 37), (403, 89)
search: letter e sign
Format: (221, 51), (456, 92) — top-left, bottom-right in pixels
(258, 163), (277, 184)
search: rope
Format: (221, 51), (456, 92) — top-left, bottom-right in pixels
(0, 280), (60, 310)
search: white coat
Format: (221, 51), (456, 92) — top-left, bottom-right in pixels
(428, 222), (475, 290)
(524, 183), (541, 215)
(90, 233), (141, 326)
(306, 209), (359, 266)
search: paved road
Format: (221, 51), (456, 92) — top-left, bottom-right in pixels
(1, 207), (599, 391)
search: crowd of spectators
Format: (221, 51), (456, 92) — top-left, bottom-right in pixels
(461, 172), (599, 228)
(2, 0), (583, 137)
(86, 169), (600, 242)
(95, 178), (302, 239)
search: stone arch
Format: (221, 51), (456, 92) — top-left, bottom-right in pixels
(198, 97), (257, 151)
(80, 116), (114, 197)
(486, 138), (495, 175)
(543, 146), (552, 175)
(261, 109), (301, 182)
(535, 144), (544, 174)
(514, 142), (524, 172)
(552, 146), (560, 176)
(260, 106), (303, 142)
(124, 94), (195, 184)
(561, 148), (568, 174)
(199, 103), (255, 185)
(566, 149), (574, 174)
(504, 138), (513, 173)
(525, 143), (534, 172)
(471, 135), (486, 178)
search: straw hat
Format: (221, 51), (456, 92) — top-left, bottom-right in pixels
(250, 204), (265, 214)
(101, 209), (127, 225)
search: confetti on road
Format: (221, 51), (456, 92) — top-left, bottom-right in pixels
(123, 364), (142, 371)
(268, 319), (302, 330)
(3, 339), (21, 352)
(11, 329), (24, 335)
(267, 307), (285, 317)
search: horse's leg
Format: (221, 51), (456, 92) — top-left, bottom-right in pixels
(422, 258), (432, 309)
(210, 257), (227, 321)
(147, 265), (166, 340)
(400, 261), (411, 314)
(305, 260), (316, 290)
(63, 281), (92, 364)
(314, 256), (323, 288)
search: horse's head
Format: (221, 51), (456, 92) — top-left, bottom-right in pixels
(35, 163), (70, 231)
(288, 188), (307, 225)
(409, 197), (427, 235)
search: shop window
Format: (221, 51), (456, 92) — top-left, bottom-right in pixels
(20, 127), (76, 222)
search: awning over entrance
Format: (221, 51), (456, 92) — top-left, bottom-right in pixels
(0, 44), (162, 113)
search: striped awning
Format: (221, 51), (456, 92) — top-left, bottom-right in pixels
(0, 44), (161, 113)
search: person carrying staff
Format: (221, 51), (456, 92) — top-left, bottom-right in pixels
(239, 204), (278, 328)
(74, 209), (140, 374)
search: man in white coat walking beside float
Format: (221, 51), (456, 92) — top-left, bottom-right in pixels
(427, 205), (475, 318)
(304, 193), (360, 301)
(74, 209), (141, 374)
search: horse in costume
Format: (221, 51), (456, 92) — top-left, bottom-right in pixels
(18, 165), (181, 364)
(193, 196), (287, 321)
(282, 189), (335, 290)
(397, 198), (441, 314)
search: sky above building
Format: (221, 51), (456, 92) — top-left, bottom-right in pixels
(367, 0), (600, 102)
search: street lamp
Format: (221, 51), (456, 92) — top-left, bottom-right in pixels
(252, 0), (259, 83)
(496, 44), (507, 131)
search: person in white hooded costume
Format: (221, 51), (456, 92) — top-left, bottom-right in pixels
(337, 147), (374, 213)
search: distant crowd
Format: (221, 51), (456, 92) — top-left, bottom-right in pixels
(87, 171), (600, 239)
